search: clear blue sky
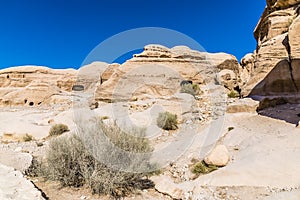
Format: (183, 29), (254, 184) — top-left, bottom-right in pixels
(0, 0), (266, 69)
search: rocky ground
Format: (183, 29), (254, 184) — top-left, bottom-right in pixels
(1, 1), (300, 198)
(0, 100), (299, 200)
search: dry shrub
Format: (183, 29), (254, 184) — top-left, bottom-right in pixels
(22, 133), (34, 142)
(192, 160), (218, 175)
(180, 83), (200, 96)
(49, 124), (69, 136)
(157, 111), (178, 130)
(43, 120), (155, 198)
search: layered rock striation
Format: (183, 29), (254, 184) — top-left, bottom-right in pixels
(95, 44), (240, 102)
(242, 0), (300, 97)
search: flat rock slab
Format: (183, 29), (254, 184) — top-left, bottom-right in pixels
(0, 163), (45, 200)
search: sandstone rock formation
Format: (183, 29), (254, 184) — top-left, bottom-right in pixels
(0, 66), (76, 107)
(0, 62), (109, 107)
(242, 0), (300, 97)
(95, 45), (240, 102)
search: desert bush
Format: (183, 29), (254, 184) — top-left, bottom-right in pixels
(180, 83), (200, 96)
(192, 160), (218, 175)
(43, 120), (155, 198)
(49, 124), (69, 136)
(22, 133), (33, 142)
(157, 111), (178, 130)
(227, 90), (239, 98)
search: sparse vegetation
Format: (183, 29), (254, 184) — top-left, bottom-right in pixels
(228, 127), (234, 132)
(192, 160), (218, 175)
(49, 124), (69, 136)
(180, 83), (201, 97)
(157, 111), (178, 130)
(22, 133), (33, 142)
(40, 120), (155, 198)
(227, 90), (239, 98)
(100, 116), (109, 120)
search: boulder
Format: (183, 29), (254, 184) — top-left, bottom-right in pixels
(227, 98), (259, 113)
(204, 145), (230, 167)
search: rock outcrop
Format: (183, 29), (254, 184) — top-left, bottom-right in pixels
(0, 66), (77, 107)
(95, 44), (240, 102)
(0, 62), (109, 107)
(242, 0), (300, 97)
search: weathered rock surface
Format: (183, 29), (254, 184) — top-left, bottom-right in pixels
(151, 175), (184, 199)
(0, 62), (109, 107)
(0, 66), (76, 107)
(227, 98), (259, 113)
(95, 45), (240, 102)
(204, 145), (230, 167)
(242, 0), (300, 97)
(0, 163), (45, 199)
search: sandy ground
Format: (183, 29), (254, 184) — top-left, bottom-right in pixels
(0, 107), (76, 139)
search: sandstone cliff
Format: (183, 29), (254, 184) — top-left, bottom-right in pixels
(242, 0), (300, 97)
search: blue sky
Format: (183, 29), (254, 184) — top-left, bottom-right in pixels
(0, 0), (266, 69)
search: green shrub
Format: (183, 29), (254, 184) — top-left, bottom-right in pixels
(49, 124), (69, 136)
(43, 120), (155, 198)
(157, 111), (178, 130)
(192, 160), (218, 175)
(180, 83), (200, 96)
(227, 90), (239, 98)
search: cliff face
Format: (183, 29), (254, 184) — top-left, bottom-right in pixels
(242, 0), (300, 97)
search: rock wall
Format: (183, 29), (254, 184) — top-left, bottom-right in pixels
(242, 0), (300, 97)
(95, 44), (240, 102)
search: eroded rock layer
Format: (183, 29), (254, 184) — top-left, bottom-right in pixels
(242, 0), (300, 97)
(95, 44), (240, 102)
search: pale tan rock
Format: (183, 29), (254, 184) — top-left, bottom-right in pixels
(0, 66), (76, 107)
(0, 163), (45, 200)
(227, 98), (259, 113)
(95, 45), (240, 102)
(243, 0), (300, 97)
(217, 69), (238, 90)
(240, 53), (255, 85)
(268, 0), (300, 9)
(0, 62), (109, 107)
(204, 145), (230, 167)
(100, 63), (120, 83)
(151, 175), (184, 199)
(289, 15), (300, 59)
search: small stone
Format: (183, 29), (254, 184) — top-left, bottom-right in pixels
(14, 147), (22, 152)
